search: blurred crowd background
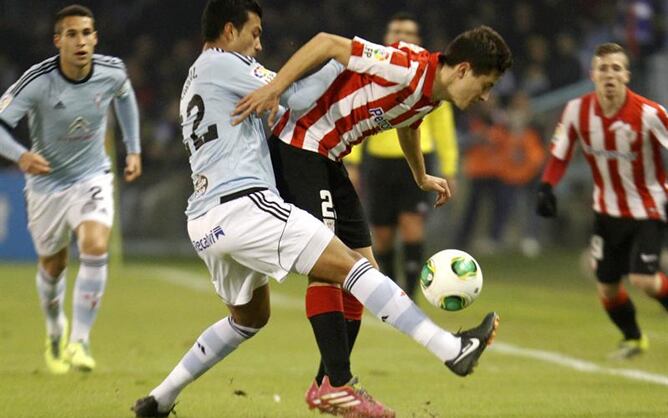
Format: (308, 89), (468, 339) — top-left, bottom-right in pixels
(1, 0), (667, 258)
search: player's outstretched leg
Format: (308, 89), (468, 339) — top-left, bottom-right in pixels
(132, 317), (261, 417)
(35, 267), (70, 374)
(311, 237), (501, 378)
(323, 257), (499, 376)
(66, 253), (109, 371)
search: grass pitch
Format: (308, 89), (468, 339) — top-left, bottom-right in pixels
(1, 250), (667, 417)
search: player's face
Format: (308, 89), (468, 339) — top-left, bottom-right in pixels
(446, 64), (499, 110)
(591, 52), (630, 101)
(54, 16), (98, 68)
(229, 12), (263, 57)
(384, 20), (420, 45)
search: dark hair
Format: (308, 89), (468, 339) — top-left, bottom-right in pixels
(54, 4), (94, 34)
(441, 25), (512, 76)
(594, 42), (626, 58)
(388, 12), (418, 25)
(202, 0), (263, 42)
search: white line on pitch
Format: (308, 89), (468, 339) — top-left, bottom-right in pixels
(146, 265), (668, 387)
(491, 342), (668, 387)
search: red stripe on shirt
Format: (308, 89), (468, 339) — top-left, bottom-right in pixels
(602, 117), (631, 217)
(579, 94), (607, 213)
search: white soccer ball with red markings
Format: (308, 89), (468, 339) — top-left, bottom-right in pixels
(420, 249), (483, 311)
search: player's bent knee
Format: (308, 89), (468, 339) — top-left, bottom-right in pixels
(79, 238), (109, 256)
(39, 250), (68, 278)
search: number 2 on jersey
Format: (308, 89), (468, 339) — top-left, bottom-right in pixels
(186, 94), (219, 151)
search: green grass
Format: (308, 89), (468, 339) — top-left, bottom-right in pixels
(1, 251), (667, 417)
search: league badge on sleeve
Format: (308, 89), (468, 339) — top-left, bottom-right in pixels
(250, 63), (276, 85)
(551, 122), (566, 145)
(0, 92), (13, 113)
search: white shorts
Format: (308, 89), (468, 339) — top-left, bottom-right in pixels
(26, 173), (114, 256)
(187, 189), (334, 306)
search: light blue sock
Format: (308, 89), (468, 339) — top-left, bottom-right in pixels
(150, 317), (260, 412)
(35, 267), (67, 338)
(343, 258), (461, 362)
(70, 253), (108, 343)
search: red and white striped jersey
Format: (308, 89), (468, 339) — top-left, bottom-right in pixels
(550, 89), (668, 220)
(273, 36), (441, 161)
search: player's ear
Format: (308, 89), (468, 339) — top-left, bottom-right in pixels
(92, 30), (98, 47)
(223, 22), (237, 41)
(456, 62), (470, 79)
(53, 33), (61, 49)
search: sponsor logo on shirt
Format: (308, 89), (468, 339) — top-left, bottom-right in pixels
(250, 63), (276, 84)
(581, 143), (636, 160)
(369, 107), (392, 130)
(0, 93), (12, 113)
(65, 117), (93, 141)
(192, 226), (225, 252)
(363, 45), (390, 61)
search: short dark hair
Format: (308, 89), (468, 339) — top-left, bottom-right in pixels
(441, 25), (512, 76)
(388, 12), (418, 25)
(594, 42), (626, 58)
(54, 4), (94, 34)
(202, 0), (263, 42)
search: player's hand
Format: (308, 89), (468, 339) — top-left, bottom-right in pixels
(18, 152), (50, 175)
(418, 174), (452, 208)
(536, 182), (557, 217)
(124, 153), (142, 182)
(231, 84), (281, 127)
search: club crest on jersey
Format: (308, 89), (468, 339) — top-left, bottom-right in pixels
(369, 107), (392, 130)
(363, 45), (390, 61)
(0, 93), (12, 113)
(192, 226), (225, 252)
(194, 175), (208, 196)
(250, 63), (276, 84)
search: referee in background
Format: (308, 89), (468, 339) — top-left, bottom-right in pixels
(345, 12), (459, 298)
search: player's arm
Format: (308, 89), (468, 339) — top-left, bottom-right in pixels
(112, 77), (142, 182)
(0, 82), (50, 174)
(285, 59), (345, 112)
(536, 101), (579, 217)
(232, 32), (352, 125)
(431, 104), (459, 178)
(397, 126), (451, 207)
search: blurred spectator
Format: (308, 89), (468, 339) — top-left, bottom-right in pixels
(498, 92), (547, 257)
(455, 98), (509, 254)
(549, 32), (584, 89)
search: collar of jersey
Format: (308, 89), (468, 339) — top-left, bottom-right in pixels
(57, 56), (94, 85)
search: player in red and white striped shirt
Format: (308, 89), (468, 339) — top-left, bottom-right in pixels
(537, 43), (668, 359)
(234, 26), (512, 414)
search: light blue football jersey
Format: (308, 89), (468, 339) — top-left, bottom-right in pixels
(181, 48), (343, 220)
(0, 54), (140, 193)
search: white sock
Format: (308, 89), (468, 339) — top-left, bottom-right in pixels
(70, 253), (108, 343)
(35, 267), (67, 338)
(343, 258), (461, 362)
(150, 317), (260, 412)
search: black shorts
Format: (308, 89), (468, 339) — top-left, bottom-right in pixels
(269, 136), (372, 249)
(365, 154), (434, 226)
(591, 213), (664, 283)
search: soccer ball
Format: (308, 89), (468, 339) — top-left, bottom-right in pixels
(420, 249), (483, 311)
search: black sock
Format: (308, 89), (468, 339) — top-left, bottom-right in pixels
(657, 295), (668, 311)
(403, 242), (423, 298)
(315, 319), (362, 385)
(345, 319), (361, 353)
(605, 299), (642, 340)
(309, 312), (352, 387)
(375, 249), (395, 280)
